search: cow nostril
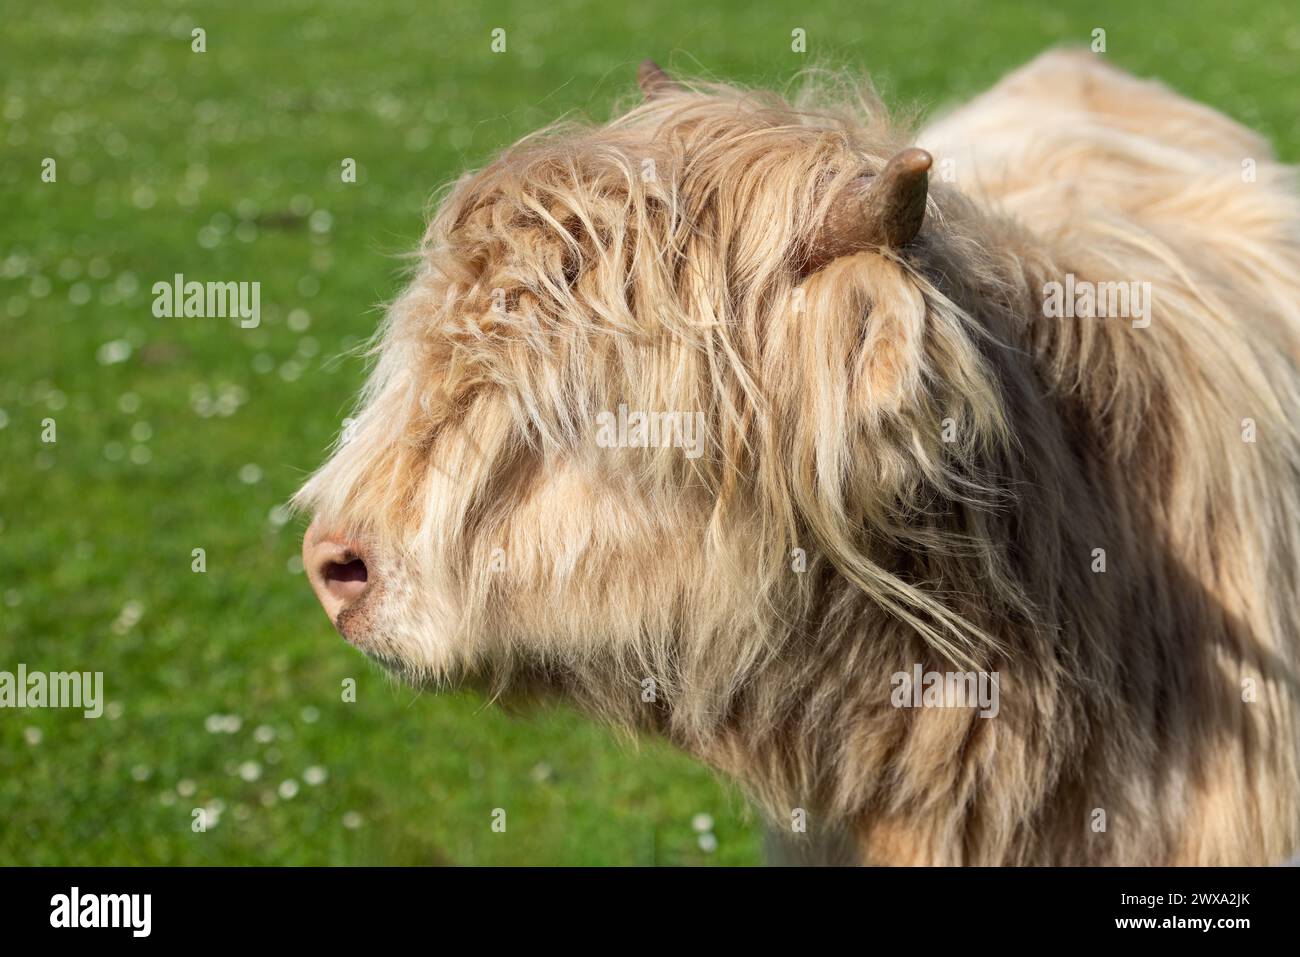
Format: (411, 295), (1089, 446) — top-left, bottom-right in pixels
(320, 555), (368, 604)
(325, 557), (368, 587)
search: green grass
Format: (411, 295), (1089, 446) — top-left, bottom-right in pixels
(1, 0), (1296, 865)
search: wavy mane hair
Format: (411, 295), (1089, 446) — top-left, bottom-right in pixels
(296, 51), (1300, 865)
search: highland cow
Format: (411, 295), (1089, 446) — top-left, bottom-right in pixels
(297, 51), (1300, 865)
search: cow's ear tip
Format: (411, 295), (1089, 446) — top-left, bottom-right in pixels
(638, 60), (684, 99)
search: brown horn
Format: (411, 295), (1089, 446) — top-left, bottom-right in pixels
(805, 147), (932, 272)
(638, 59), (684, 98)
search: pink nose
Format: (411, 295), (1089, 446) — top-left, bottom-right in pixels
(303, 519), (371, 624)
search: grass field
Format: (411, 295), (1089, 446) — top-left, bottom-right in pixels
(1, 0), (1296, 865)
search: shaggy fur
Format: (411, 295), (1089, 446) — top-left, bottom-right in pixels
(296, 50), (1300, 865)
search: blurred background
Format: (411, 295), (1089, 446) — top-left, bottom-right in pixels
(1, 0), (1296, 865)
